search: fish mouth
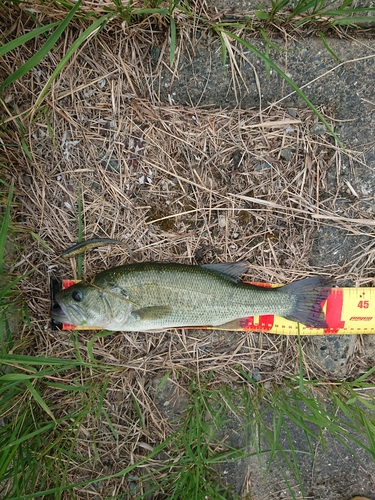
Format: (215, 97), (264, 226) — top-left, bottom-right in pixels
(51, 301), (66, 319)
(51, 301), (87, 324)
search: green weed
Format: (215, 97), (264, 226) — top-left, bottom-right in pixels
(127, 374), (248, 499)
(234, 366), (375, 499)
(0, 181), (29, 351)
(0, 354), (108, 499)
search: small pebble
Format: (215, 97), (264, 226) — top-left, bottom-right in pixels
(150, 46), (161, 61)
(91, 181), (101, 192)
(251, 368), (262, 382)
(101, 158), (121, 173)
(255, 161), (271, 171)
(218, 215), (226, 228)
(280, 148), (292, 161)
(310, 123), (326, 135)
(91, 481), (101, 492)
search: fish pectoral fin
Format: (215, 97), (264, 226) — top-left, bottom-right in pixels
(130, 306), (171, 322)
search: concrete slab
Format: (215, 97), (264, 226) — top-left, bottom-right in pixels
(156, 36), (375, 151)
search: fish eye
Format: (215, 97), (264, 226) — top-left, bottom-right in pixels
(72, 290), (83, 302)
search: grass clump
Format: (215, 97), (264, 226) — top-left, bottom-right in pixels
(137, 375), (246, 499)
(0, 356), (94, 498)
(119, 369), (375, 499)
(1, 0), (374, 137)
(221, 368), (375, 498)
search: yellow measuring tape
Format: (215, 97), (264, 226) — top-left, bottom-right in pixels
(54, 280), (374, 335)
(215, 287), (372, 335)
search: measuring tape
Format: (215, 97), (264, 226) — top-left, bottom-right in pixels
(51, 279), (375, 335)
(216, 287), (373, 335)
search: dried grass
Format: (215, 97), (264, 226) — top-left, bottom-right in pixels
(2, 11), (375, 498)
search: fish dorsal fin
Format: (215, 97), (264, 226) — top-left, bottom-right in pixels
(201, 261), (249, 281)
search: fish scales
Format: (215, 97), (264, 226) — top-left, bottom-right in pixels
(51, 262), (332, 331)
(95, 263), (294, 329)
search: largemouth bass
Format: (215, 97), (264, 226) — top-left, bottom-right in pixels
(51, 261), (332, 331)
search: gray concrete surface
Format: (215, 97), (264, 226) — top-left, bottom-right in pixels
(150, 14), (375, 500)
(156, 37), (375, 150)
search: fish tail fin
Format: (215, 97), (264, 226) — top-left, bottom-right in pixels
(280, 276), (332, 328)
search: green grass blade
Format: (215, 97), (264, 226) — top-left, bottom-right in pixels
(338, 0), (358, 8)
(0, 353), (87, 366)
(0, 181), (14, 274)
(0, 271), (30, 301)
(219, 29), (343, 147)
(268, 409), (284, 468)
(0, 22), (60, 58)
(318, 31), (343, 62)
(132, 7), (169, 15)
(331, 16), (375, 25)
(170, 16), (176, 65)
(323, 7), (375, 15)
(87, 330), (114, 363)
(352, 394), (375, 413)
(44, 381), (91, 392)
(265, 0), (289, 22)
(30, 231), (53, 251)
(14, 115), (32, 159)
(259, 27), (283, 52)
(217, 30), (228, 68)
(0, 0), (82, 91)
(24, 379), (55, 421)
(363, 417), (375, 453)
(0, 440), (18, 479)
(0, 366), (80, 382)
(3, 433), (177, 499)
(255, 9), (271, 20)
(1, 373), (37, 382)
(1, 421), (57, 451)
(156, 371), (172, 394)
(354, 365), (375, 382)
(290, 0), (321, 17)
(264, 39), (271, 77)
